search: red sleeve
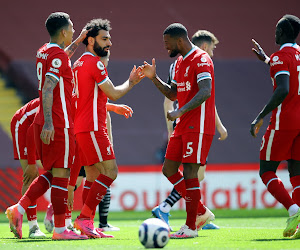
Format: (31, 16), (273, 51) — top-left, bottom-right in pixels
(92, 60), (109, 85)
(26, 123), (36, 165)
(69, 143), (81, 186)
(270, 52), (290, 79)
(45, 51), (69, 82)
(195, 53), (213, 82)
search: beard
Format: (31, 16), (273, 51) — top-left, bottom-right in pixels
(169, 49), (179, 58)
(94, 41), (109, 57)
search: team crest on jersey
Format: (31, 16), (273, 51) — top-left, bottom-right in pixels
(184, 66), (190, 77)
(272, 56), (279, 62)
(52, 58), (62, 68)
(97, 61), (105, 70)
(201, 57), (207, 62)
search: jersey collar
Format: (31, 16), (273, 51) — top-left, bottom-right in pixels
(280, 43), (298, 50)
(47, 43), (62, 49)
(182, 46), (197, 60)
(82, 52), (95, 57)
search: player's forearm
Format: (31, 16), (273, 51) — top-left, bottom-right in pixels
(215, 107), (223, 129)
(42, 76), (58, 127)
(65, 38), (82, 58)
(178, 85), (211, 116)
(108, 80), (133, 101)
(256, 87), (288, 120)
(151, 75), (177, 101)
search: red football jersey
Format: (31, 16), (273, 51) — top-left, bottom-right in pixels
(34, 43), (74, 128)
(73, 52), (110, 134)
(171, 46), (215, 135)
(269, 43), (300, 130)
(14, 98), (40, 124)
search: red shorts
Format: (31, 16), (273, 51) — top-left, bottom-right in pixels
(11, 116), (38, 163)
(33, 124), (75, 171)
(260, 129), (300, 161)
(76, 130), (115, 166)
(165, 132), (213, 165)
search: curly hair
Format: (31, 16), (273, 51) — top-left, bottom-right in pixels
(82, 18), (111, 45)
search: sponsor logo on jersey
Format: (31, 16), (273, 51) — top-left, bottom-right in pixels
(201, 57), (207, 62)
(177, 81), (191, 92)
(270, 60), (283, 67)
(97, 61), (105, 70)
(197, 62), (211, 67)
(184, 66), (190, 77)
(50, 67), (59, 74)
(273, 56), (279, 62)
(73, 60), (84, 68)
(36, 52), (49, 59)
(52, 58), (62, 68)
(295, 54), (300, 61)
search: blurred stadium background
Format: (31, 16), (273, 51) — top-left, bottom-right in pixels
(0, 0), (299, 212)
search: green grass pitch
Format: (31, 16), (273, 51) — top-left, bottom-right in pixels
(0, 209), (299, 249)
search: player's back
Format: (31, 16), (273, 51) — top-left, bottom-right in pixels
(269, 43), (300, 130)
(73, 52), (108, 134)
(34, 43), (73, 129)
(13, 98), (40, 124)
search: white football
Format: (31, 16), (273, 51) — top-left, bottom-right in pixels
(138, 218), (170, 248)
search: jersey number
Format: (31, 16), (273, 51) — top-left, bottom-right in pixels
(37, 62), (43, 91)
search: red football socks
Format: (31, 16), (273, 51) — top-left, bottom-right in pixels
(168, 171), (186, 198)
(290, 175), (300, 206)
(19, 171), (53, 210)
(261, 171), (295, 210)
(26, 202), (37, 221)
(51, 177), (69, 228)
(79, 174), (113, 219)
(185, 178), (201, 230)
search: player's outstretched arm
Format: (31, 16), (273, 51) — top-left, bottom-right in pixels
(250, 74), (289, 137)
(142, 59), (177, 101)
(65, 28), (89, 58)
(215, 106), (228, 140)
(41, 75), (58, 144)
(251, 39), (270, 65)
(167, 78), (211, 121)
(106, 103), (133, 119)
(100, 65), (144, 101)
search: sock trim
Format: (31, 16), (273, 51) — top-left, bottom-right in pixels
(174, 177), (184, 186)
(41, 174), (52, 188)
(52, 185), (68, 191)
(266, 177), (278, 188)
(28, 205), (37, 209)
(293, 185), (300, 191)
(95, 179), (109, 189)
(186, 187), (201, 191)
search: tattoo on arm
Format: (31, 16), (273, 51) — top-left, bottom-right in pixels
(42, 76), (58, 128)
(65, 40), (80, 58)
(180, 79), (212, 115)
(152, 76), (177, 101)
